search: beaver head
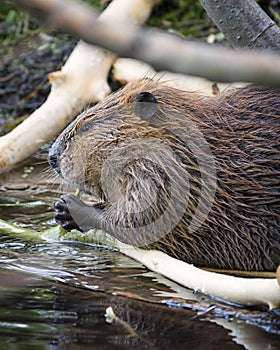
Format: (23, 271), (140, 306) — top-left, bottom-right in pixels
(48, 79), (210, 201)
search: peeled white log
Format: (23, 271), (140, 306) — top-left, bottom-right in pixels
(113, 57), (248, 95)
(0, 41), (115, 173)
(99, 0), (161, 25)
(1, 217), (279, 308)
(86, 230), (280, 309)
(0, 0), (160, 172)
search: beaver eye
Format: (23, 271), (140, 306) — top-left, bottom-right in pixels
(80, 123), (90, 133)
(134, 91), (158, 121)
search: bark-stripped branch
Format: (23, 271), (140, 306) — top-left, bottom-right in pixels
(0, 0), (160, 172)
(1, 219), (279, 309)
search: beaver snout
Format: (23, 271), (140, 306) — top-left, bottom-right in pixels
(48, 146), (61, 175)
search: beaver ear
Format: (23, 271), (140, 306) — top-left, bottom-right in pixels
(134, 91), (158, 121)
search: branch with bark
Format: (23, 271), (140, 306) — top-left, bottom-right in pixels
(199, 0), (280, 52)
(13, 0), (280, 86)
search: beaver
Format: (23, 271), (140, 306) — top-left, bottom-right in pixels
(48, 79), (280, 272)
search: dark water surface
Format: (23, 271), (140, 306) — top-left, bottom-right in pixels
(0, 163), (279, 349)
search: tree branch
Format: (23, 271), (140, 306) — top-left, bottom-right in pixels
(199, 0), (280, 52)
(14, 0), (280, 87)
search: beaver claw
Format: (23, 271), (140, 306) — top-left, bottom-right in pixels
(54, 194), (104, 232)
(54, 195), (81, 231)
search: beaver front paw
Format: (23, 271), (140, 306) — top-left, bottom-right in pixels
(54, 195), (81, 231)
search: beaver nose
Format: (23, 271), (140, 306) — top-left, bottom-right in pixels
(48, 147), (61, 174)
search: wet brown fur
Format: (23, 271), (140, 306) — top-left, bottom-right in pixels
(53, 79), (280, 271)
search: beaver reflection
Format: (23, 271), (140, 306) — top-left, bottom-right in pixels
(52, 283), (243, 350)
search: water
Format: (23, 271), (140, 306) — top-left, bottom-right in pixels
(0, 163), (279, 349)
